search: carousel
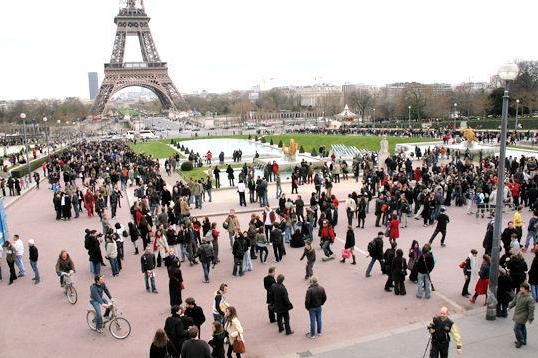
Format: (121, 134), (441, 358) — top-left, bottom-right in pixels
(328, 104), (357, 129)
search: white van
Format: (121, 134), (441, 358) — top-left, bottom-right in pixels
(138, 130), (158, 139)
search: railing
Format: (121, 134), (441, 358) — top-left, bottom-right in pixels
(105, 62), (167, 69)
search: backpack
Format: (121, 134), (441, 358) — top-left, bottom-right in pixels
(135, 187), (143, 198)
(367, 239), (377, 256)
(202, 244), (214, 260)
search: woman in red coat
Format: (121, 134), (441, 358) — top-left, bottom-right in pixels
(470, 254), (491, 304)
(388, 213), (400, 243)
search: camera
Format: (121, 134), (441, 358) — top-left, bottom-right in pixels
(427, 323), (435, 330)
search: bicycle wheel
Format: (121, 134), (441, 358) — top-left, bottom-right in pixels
(109, 317), (131, 339)
(67, 285), (78, 304)
(86, 310), (97, 331)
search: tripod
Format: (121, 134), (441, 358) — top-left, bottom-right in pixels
(422, 335), (432, 358)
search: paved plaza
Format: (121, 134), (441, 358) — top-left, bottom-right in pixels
(0, 158), (536, 358)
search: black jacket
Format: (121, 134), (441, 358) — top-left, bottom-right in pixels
(264, 275), (276, 304)
(305, 283), (327, 309)
(185, 305), (206, 327)
(29, 245), (38, 262)
(164, 314), (186, 354)
(141, 252), (156, 272)
(416, 252), (435, 274)
(270, 282), (293, 313)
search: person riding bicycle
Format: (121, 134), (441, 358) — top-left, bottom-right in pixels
(55, 250), (75, 287)
(89, 274), (113, 333)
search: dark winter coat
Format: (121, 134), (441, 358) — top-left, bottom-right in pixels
(270, 282), (293, 313)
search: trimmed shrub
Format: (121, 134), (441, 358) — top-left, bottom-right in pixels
(278, 140), (283, 148)
(299, 145), (305, 153)
(248, 134), (251, 140)
(170, 139), (175, 145)
(270, 138), (274, 146)
(10, 147), (68, 178)
(311, 148), (318, 157)
(254, 136), (258, 141)
(180, 145), (184, 151)
(260, 137), (266, 143)
(180, 161), (194, 171)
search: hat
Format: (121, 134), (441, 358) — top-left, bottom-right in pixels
(28, 239), (35, 245)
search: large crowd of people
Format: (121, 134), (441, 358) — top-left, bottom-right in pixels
(3, 136), (538, 356)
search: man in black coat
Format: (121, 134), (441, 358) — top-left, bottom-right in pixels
(164, 305), (186, 355)
(429, 207), (450, 247)
(325, 203), (338, 227)
(270, 273), (294, 335)
(305, 276), (327, 338)
(501, 221), (518, 254)
(264, 266), (277, 323)
(365, 231), (385, 277)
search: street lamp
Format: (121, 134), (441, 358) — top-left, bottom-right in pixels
(20, 113), (32, 183)
(408, 106), (411, 128)
(515, 99), (520, 135)
(43, 116), (50, 163)
(487, 63), (519, 321)
(453, 103), (458, 129)
(372, 108), (376, 130)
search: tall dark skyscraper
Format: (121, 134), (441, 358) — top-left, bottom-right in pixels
(88, 72), (98, 100)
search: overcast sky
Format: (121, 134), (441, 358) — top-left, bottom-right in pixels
(1, 0), (537, 100)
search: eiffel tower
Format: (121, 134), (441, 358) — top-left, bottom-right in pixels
(90, 0), (184, 116)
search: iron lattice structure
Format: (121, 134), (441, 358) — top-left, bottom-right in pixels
(90, 0), (184, 115)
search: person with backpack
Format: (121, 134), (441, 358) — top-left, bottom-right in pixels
(195, 237), (215, 283)
(365, 231), (385, 277)
(429, 207), (450, 247)
(232, 232), (246, 277)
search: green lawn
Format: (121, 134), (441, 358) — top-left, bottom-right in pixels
(180, 162), (246, 182)
(128, 141), (177, 159)
(253, 134), (435, 154)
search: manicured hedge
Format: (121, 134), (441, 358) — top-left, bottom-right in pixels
(180, 161), (194, 171)
(10, 147), (68, 178)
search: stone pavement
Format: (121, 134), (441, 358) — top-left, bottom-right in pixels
(1, 160), (537, 358)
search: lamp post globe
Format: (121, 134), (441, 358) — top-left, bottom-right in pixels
(486, 63), (519, 321)
(43, 116), (50, 163)
(20, 112), (32, 183)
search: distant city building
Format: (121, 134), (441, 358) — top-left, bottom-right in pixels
(88, 72), (99, 100)
(294, 84), (342, 107)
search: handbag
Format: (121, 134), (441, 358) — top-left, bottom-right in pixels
(232, 336), (246, 353)
(384, 227), (390, 237)
(341, 248), (352, 259)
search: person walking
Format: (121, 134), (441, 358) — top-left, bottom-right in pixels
(383, 241), (397, 292)
(196, 237), (215, 283)
(270, 273), (294, 335)
(470, 254), (491, 304)
(340, 225), (356, 265)
(224, 306), (244, 358)
(427, 307), (462, 357)
(167, 256), (183, 308)
(365, 231), (384, 277)
(300, 241), (316, 280)
(318, 219), (335, 260)
(263, 267), (277, 323)
(141, 246), (158, 293)
(28, 239), (40, 284)
(429, 207), (450, 247)
(461, 249), (478, 297)
(508, 282), (535, 348)
(304, 276), (327, 338)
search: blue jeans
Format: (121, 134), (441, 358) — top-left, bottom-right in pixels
(15, 255), (26, 276)
(321, 240), (333, 257)
(90, 300), (110, 330)
(365, 257), (382, 276)
(30, 260), (40, 280)
(514, 322), (527, 344)
(201, 262), (210, 281)
(417, 272), (431, 299)
(144, 271), (157, 291)
(90, 261), (101, 275)
(308, 306), (322, 337)
(109, 257), (119, 276)
(195, 195), (202, 208)
(531, 284), (538, 302)
(524, 231), (536, 249)
(206, 188), (212, 202)
(213, 313), (224, 325)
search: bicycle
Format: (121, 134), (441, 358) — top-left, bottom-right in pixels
(86, 300), (131, 339)
(60, 271), (77, 304)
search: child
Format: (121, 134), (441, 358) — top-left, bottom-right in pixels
(340, 225), (356, 264)
(300, 241), (316, 280)
(510, 233), (521, 252)
(208, 321), (225, 358)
